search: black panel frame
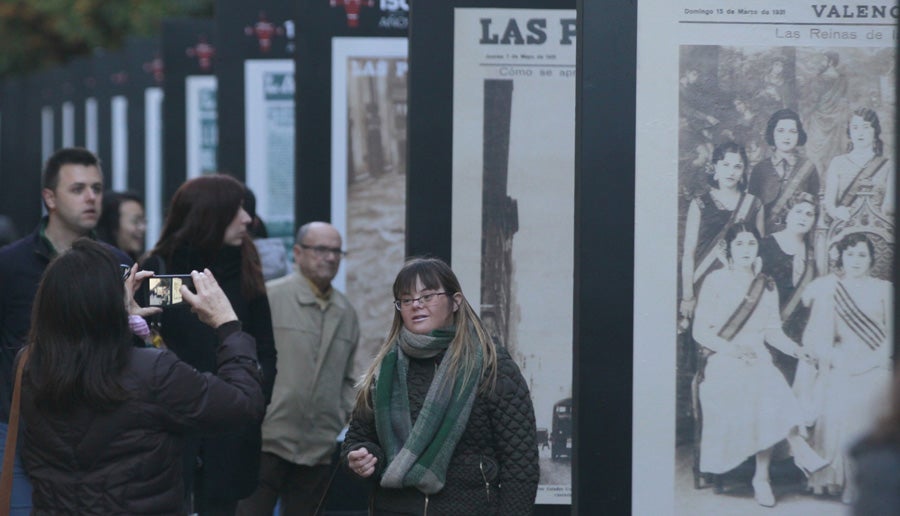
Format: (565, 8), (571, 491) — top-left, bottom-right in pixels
(215, 0), (298, 183)
(574, 1), (636, 514)
(125, 36), (163, 196)
(161, 18), (217, 204)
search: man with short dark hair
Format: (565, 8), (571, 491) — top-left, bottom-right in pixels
(238, 221), (360, 515)
(0, 147), (131, 514)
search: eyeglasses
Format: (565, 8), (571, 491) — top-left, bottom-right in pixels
(299, 244), (346, 258)
(128, 217), (147, 228)
(394, 292), (449, 311)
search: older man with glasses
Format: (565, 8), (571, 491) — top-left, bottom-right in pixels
(237, 221), (360, 515)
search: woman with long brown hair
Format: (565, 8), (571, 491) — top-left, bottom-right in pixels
(342, 257), (539, 514)
(143, 174), (277, 514)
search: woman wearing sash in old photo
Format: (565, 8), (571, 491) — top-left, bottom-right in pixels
(680, 142), (764, 322)
(749, 109), (821, 235)
(796, 234), (893, 504)
(759, 192), (818, 383)
(693, 223), (825, 508)
(822, 108), (894, 279)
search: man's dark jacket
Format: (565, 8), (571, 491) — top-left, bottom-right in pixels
(0, 223), (131, 421)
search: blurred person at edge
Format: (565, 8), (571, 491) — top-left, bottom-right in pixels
(20, 239), (264, 514)
(343, 257), (540, 515)
(0, 147), (131, 514)
(96, 191), (147, 261)
(143, 174), (277, 515)
(242, 187), (290, 281)
(852, 370), (900, 515)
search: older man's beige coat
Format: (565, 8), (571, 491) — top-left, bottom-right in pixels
(260, 272), (360, 465)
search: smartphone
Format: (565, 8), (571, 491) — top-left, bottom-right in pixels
(145, 275), (193, 307)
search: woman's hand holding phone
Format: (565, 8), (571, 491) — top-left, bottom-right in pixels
(180, 269), (239, 328)
(124, 264), (163, 318)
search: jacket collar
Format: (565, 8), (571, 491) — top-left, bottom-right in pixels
(294, 274), (333, 311)
(35, 217), (56, 261)
(35, 216), (102, 260)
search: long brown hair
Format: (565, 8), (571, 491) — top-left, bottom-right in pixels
(27, 239), (131, 411)
(354, 257), (498, 414)
(149, 174), (264, 298)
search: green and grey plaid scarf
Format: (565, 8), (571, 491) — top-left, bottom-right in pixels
(374, 326), (482, 494)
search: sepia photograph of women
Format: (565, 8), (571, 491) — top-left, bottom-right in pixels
(674, 44), (894, 513)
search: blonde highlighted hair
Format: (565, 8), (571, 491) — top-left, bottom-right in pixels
(353, 257), (498, 414)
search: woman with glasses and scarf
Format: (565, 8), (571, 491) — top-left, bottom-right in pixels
(342, 257), (539, 515)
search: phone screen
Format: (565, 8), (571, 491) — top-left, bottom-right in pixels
(147, 276), (191, 306)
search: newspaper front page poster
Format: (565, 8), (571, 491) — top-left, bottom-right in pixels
(634, 1), (895, 514)
(452, 7), (576, 505)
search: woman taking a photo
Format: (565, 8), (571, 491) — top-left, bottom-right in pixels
(143, 174), (277, 514)
(19, 239), (264, 515)
(343, 257), (539, 514)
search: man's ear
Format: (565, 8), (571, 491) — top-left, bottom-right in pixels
(42, 188), (56, 211)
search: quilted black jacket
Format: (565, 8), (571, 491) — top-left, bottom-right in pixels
(342, 346), (539, 515)
(21, 325), (265, 515)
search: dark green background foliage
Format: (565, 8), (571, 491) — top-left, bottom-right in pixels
(0, 0), (213, 77)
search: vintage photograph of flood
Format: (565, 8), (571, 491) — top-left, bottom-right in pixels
(674, 44), (895, 513)
(333, 38), (408, 372)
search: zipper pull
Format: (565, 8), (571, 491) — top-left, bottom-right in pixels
(480, 461), (491, 501)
